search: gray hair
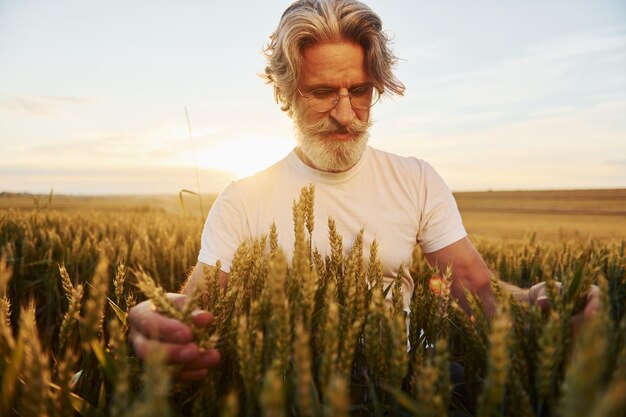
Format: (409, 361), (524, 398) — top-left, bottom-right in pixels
(262, 0), (405, 115)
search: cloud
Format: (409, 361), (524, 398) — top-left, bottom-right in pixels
(22, 121), (221, 168)
(0, 95), (93, 115)
(45, 96), (92, 105)
(392, 26), (626, 136)
(606, 160), (626, 170)
(526, 27), (626, 61)
(400, 39), (448, 62)
(388, 98), (626, 191)
(6, 118), (293, 184)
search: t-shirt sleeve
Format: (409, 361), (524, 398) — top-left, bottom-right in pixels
(416, 162), (467, 253)
(198, 183), (248, 272)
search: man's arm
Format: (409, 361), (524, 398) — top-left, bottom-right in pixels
(424, 237), (600, 327)
(424, 236), (498, 317)
(423, 237), (553, 312)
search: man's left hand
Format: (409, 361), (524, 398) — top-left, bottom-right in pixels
(528, 281), (601, 334)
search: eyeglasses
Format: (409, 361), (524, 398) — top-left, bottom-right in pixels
(297, 85), (381, 113)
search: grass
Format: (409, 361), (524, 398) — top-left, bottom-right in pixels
(0, 187), (624, 416)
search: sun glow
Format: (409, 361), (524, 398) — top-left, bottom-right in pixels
(198, 136), (294, 179)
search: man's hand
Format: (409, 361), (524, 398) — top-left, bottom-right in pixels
(528, 281), (601, 334)
(128, 293), (221, 382)
(527, 281), (561, 311)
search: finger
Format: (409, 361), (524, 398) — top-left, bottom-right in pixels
(171, 350), (220, 382)
(170, 294), (214, 327)
(529, 282), (546, 304)
(128, 301), (194, 343)
(177, 349), (221, 372)
(129, 329), (202, 364)
(170, 293), (190, 309)
(174, 368), (209, 382)
(570, 286), (601, 337)
(584, 286), (601, 319)
(191, 310), (215, 327)
(535, 295), (550, 311)
(571, 312), (584, 338)
(529, 281), (564, 312)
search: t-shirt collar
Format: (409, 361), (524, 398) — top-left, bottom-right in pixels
(288, 146), (370, 184)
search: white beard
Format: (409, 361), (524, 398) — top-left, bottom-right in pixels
(294, 112), (372, 172)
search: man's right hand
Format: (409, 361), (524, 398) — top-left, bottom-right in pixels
(128, 293), (221, 382)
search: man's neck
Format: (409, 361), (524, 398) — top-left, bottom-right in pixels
(294, 146), (358, 173)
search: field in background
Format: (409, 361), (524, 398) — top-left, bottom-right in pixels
(1, 189), (625, 242)
(455, 189), (626, 241)
(0, 191), (218, 217)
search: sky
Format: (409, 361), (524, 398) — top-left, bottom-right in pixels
(1, 0), (625, 195)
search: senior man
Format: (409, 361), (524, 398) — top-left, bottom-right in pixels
(129, 0), (600, 382)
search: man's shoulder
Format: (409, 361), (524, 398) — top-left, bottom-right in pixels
(365, 146), (448, 194)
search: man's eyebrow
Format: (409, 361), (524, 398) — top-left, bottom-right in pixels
(301, 82), (372, 91)
(301, 84), (333, 91)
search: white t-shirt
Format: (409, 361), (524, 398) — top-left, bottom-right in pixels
(199, 146), (467, 311)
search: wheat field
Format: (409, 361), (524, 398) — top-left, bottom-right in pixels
(0, 188), (625, 416)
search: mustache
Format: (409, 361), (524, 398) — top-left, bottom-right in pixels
(301, 116), (372, 137)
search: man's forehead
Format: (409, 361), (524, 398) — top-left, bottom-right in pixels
(299, 42), (369, 88)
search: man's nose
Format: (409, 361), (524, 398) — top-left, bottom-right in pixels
(329, 90), (355, 127)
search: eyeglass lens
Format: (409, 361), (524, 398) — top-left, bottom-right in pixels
(305, 86), (380, 112)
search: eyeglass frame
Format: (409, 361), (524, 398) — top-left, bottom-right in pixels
(296, 84), (381, 113)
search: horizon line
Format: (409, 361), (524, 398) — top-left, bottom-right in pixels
(2, 187), (626, 198)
